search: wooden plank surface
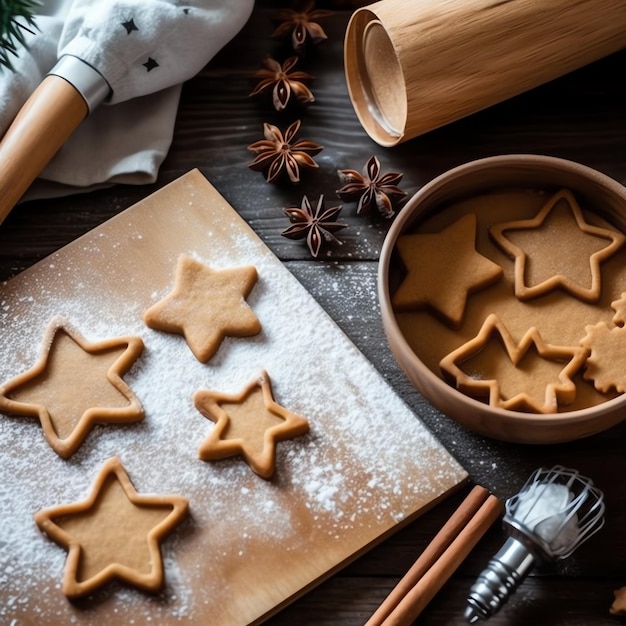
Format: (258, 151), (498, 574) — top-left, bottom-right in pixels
(0, 171), (466, 624)
(1, 2), (626, 624)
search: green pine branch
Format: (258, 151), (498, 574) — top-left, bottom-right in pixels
(1, 0), (41, 71)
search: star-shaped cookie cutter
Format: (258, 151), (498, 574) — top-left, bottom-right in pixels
(34, 456), (189, 599)
(489, 189), (625, 303)
(439, 314), (589, 413)
(0, 317), (144, 458)
(194, 370), (310, 479)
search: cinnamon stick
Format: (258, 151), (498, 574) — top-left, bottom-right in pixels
(366, 485), (503, 626)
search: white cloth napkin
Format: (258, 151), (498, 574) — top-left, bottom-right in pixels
(0, 0), (254, 200)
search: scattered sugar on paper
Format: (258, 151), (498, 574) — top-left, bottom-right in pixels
(0, 228), (464, 623)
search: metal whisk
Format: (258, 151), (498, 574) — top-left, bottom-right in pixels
(464, 465), (605, 623)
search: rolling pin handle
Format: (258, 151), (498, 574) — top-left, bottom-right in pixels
(0, 55), (111, 226)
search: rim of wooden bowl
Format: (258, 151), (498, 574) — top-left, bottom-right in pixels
(378, 154), (626, 444)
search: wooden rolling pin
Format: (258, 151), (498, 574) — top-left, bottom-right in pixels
(0, 1), (255, 227)
(345, 0), (626, 146)
(0, 56), (110, 225)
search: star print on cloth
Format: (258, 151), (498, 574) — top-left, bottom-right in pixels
(143, 255), (262, 363)
(121, 18), (138, 34)
(194, 370), (310, 479)
(34, 457), (189, 599)
(143, 57), (159, 72)
(0, 318), (144, 459)
(392, 213), (503, 327)
(56, 1), (255, 105)
(490, 189), (625, 303)
(439, 314), (588, 413)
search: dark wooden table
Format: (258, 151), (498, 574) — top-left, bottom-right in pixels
(2, 3), (626, 624)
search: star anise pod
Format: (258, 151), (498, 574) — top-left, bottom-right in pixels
(248, 119), (322, 183)
(271, 1), (334, 52)
(249, 55), (314, 111)
(282, 194), (347, 258)
(336, 155), (407, 218)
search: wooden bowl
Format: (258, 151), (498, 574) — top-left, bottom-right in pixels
(378, 155), (626, 443)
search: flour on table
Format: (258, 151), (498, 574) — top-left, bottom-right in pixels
(0, 172), (466, 625)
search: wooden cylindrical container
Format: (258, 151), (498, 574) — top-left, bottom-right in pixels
(344, 0), (626, 146)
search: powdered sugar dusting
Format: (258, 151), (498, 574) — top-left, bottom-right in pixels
(0, 173), (466, 625)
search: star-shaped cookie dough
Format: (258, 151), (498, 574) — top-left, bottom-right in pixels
(34, 456), (188, 599)
(144, 255), (261, 363)
(490, 189), (625, 302)
(392, 213), (503, 327)
(0, 317), (144, 458)
(439, 314), (588, 413)
(194, 370), (309, 479)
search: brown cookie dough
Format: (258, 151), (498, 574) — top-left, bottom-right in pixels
(610, 292), (626, 326)
(194, 370), (310, 479)
(489, 189), (625, 303)
(440, 314), (588, 413)
(144, 254), (261, 363)
(581, 322), (626, 393)
(0, 317), (144, 458)
(34, 456), (189, 599)
(392, 213), (503, 328)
